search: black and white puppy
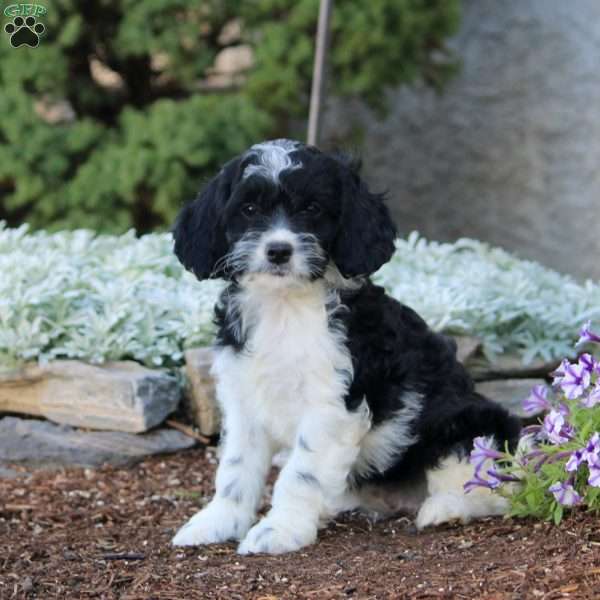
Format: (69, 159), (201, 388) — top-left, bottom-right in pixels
(171, 139), (520, 554)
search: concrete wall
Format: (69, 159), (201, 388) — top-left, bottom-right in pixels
(324, 0), (600, 280)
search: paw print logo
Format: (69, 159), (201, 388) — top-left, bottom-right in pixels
(4, 16), (45, 48)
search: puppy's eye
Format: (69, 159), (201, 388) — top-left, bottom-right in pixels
(302, 202), (321, 216)
(241, 203), (258, 218)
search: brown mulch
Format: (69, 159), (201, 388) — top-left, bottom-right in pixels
(1, 446), (600, 600)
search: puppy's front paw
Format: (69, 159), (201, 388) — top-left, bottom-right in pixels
(237, 516), (317, 555)
(172, 500), (253, 546)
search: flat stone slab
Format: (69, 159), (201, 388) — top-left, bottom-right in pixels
(466, 353), (559, 382)
(0, 360), (181, 433)
(0, 416), (196, 469)
(452, 335), (483, 365)
(0, 465), (24, 478)
(476, 378), (546, 418)
(183, 348), (220, 437)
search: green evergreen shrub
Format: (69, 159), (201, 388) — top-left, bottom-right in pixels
(0, 0), (459, 232)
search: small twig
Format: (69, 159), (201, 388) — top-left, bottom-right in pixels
(131, 571), (152, 591)
(587, 567), (600, 574)
(165, 419), (211, 444)
(558, 584), (579, 593)
(102, 552), (145, 561)
(102, 571), (116, 592)
(305, 583), (345, 596)
(3, 504), (35, 511)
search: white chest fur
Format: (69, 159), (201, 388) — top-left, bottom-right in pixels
(212, 276), (353, 449)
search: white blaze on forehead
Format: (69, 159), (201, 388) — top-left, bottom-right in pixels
(243, 139), (301, 184)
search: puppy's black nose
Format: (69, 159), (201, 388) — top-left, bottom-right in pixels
(266, 241), (293, 264)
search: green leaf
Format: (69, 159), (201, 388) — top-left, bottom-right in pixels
(552, 502), (564, 526)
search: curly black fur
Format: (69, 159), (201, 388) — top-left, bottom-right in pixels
(173, 138), (520, 500)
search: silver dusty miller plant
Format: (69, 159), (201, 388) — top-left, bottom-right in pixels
(1, 224), (599, 369)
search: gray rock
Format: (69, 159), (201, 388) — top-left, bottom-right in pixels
(467, 353), (559, 381)
(452, 336), (482, 365)
(324, 0), (600, 280)
(0, 464), (24, 478)
(0, 360), (182, 433)
(182, 347), (221, 437)
(0, 416), (196, 469)
(476, 379), (545, 417)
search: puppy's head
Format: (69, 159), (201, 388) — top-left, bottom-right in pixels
(173, 139), (396, 282)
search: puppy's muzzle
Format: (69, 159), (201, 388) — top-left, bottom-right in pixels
(266, 241), (293, 265)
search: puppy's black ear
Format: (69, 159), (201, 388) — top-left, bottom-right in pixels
(172, 159), (239, 280)
(331, 158), (397, 277)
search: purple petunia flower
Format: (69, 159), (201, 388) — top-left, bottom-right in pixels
(582, 432), (600, 464)
(468, 436), (503, 475)
(463, 464), (518, 493)
(548, 481), (582, 506)
(581, 384), (600, 408)
(485, 468), (520, 485)
(522, 384), (551, 415)
(543, 410), (574, 444)
(588, 460), (600, 487)
(522, 448), (545, 464)
(520, 424), (542, 438)
(565, 449), (585, 472)
(564, 433), (600, 476)
(578, 353), (599, 375)
(560, 362), (591, 400)
(464, 472), (500, 493)
(577, 321), (600, 346)
(551, 358), (571, 386)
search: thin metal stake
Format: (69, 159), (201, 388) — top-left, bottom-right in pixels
(307, 0), (333, 147)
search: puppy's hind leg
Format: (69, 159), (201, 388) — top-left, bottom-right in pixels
(415, 446), (508, 530)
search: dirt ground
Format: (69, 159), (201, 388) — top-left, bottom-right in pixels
(2, 445), (600, 600)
